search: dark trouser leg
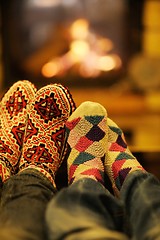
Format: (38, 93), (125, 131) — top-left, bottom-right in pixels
(120, 170), (160, 239)
(0, 169), (56, 240)
(46, 178), (127, 240)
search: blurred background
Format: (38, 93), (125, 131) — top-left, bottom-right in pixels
(0, 0), (160, 178)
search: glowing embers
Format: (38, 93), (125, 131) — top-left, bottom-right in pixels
(41, 18), (122, 78)
(70, 18), (89, 40)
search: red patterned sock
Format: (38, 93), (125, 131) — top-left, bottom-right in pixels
(19, 84), (76, 186)
(65, 101), (107, 185)
(0, 80), (37, 182)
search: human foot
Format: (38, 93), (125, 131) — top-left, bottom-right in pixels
(19, 84), (76, 186)
(105, 118), (144, 195)
(0, 80), (37, 181)
(66, 101), (108, 185)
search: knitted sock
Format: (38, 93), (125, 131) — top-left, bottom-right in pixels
(0, 80), (37, 182)
(19, 84), (76, 186)
(105, 118), (144, 195)
(65, 101), (108, 185)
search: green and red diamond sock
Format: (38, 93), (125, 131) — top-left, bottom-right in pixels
(65, 101), (108, 185)
(105, 118), (145, 195)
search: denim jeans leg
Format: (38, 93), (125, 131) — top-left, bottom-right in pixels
(0, 169), (56, 240)
(120, 170), (160, 240)
(46, 178), (126, 240)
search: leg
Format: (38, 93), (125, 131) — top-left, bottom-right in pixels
(104, 117), (144, 196)
(0, 169), (55, 240)
(0, 80), (37, 181)
(46, 178), (126, 240)
(46, 102), (128, 240)
(19, 83), (76, 185)
(104, 117), (160, 239)
(120, 170), (160, 240)
(0, 83), (76, 239)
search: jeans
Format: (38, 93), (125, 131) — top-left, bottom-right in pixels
(46, 178), (125, 240)
(121, 170), (160, 240)
(0, 169), (56, 240)
(0, 170), (160, 240)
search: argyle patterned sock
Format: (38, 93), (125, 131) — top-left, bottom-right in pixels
(0, 80), (37, 182)
(65, 101), (108, 185)
(19, 84), (76, 186)
(105, 118), (144, 195)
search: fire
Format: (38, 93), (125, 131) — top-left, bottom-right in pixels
(70, 19), (89, 40)
(41, 18), (122, 78)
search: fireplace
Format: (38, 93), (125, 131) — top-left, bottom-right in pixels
(1, 0), (131, 88)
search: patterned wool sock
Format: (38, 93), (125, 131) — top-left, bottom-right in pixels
(65, 101), (108, 185)
(105, 118), (145, 195)
(19, 84), (76, 186)
(0, 80), (37, 182)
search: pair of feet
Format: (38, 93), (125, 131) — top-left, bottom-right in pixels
(0, 80), (144, 194)
(66, 101), (144, 195)
(0, 80), (76, 186)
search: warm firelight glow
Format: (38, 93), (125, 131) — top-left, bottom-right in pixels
(79, 65), (100, 78)
(97, 56), (116, 71)
(97, 38), (113, 52)
(112, 54), (122, 69)
(41, 61), (60, 78)
(79, 51), (100, 78)
(70, 19), (89, 39)
(41, 18), (122, 79)
(70, 40), (90, 61)
(97, 54), (122, 71)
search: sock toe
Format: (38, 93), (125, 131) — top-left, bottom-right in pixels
(68, 101), (107, 121)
